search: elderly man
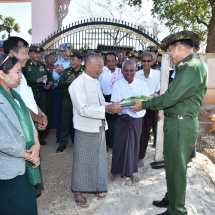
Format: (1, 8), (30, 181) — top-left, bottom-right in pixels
(69, 52), (123, 208)
(135, 51), (160, 167)
(130, 31), (207, 215)
(111, 59), (149, 179)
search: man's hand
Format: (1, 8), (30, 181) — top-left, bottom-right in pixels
(129, 100), (143, 112)
(105, 102), (123, 114)
(55, 64), (64, 75)
(67, 74), (75, 83)
(38, 114), (48, 130)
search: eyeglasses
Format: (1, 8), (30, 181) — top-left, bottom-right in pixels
(142, 60), (152, 63)
(0, 54), (14, 66)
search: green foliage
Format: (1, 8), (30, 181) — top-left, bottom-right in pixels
(0, 15), (21, 37)
(151, 0), (211, 41)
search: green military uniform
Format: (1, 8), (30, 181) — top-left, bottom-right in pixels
(142, 31), (206, 215)
(127, 51), (141, 71)
(24, 47), (53, 143)
(57, 55), (83, 150)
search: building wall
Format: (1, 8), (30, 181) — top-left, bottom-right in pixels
(199, 53), (215, 105)
(32, 0), (58, 44)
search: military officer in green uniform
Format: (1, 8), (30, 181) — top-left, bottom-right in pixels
(56, 52), (83, 152)
(24, 45), (53, 145)
(130, 31), (207, 215)
(127, 51), (142, 71)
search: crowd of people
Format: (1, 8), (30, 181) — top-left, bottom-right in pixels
(0, 30), (208, 215)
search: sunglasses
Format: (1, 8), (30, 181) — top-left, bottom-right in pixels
(142, 60), (152, 63)
(0, 54), (14, 66)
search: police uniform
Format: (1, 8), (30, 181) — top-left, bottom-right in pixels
(24, 45), (53, 143)
(56, 52), (83, 152)
(142, 31), (206, 215)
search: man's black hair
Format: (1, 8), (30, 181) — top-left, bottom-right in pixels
(105, 52), (117, 61)
(3, 36), (29, 54)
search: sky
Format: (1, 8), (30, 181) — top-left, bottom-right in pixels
(0, 0), (168, 44)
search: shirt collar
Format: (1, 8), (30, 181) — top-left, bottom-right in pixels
(83, 72), (98, 82)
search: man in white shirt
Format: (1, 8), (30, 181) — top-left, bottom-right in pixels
(135, 51), (160, 167)
(69, 52), (123, 208)
(98, 52), (123, 149)
(111, 59), (149, 179)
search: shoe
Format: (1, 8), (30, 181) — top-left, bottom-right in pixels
(56, 145), (66, 153)
(156, 210), (171, 215)
(150, 161), (164, 166)
(151, 164), (165, 169)
(153, 198), (169, 208)
(40, 140), (47, 145)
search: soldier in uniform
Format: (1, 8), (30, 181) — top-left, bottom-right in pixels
(24, 45), (53, 145)
(130, 31), (207, 215)
(127, 51), (142, 71)
(56, 52), (83, 152)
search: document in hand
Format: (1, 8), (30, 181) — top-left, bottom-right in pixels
(120, 96), (151, 108)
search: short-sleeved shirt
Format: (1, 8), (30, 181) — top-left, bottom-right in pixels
(111, 77), (149, 118)
(52, 58), (70, 83)
(135, 69), (160, 95)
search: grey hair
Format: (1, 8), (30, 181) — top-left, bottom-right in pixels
(84, 52), (103, 65)
(122, 59), (136, 71)
(140, 51), (154, 60)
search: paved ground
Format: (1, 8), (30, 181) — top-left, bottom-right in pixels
(37, 129), (215, 215)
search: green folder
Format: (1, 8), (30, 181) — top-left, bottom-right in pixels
(120, 96), (151, 108)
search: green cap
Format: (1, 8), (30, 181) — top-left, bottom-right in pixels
(70, 51), (83, 59)
(146, 46), (159, 52)
(29, 45), (44, 52)
(160, 30), (201, 51)
(127, 51), (139, 59)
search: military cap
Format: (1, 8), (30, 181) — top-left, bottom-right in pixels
(29, 45), (44, 52)
(70, 51), (83, 59)
(57, 43), (71, 51)
(147, 46), (159, 52)
(160, 30), (201, 51)
(127, 51), (139, 59)
(81, 50), (88, 58)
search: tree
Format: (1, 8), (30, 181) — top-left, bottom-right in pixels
(125, 0), (215, 53)
(1, 16), (21, 38)
(77, 0), (162, 49)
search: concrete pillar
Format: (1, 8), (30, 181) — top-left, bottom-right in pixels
(154, 54), (170, 161)
(32, 0), (58, 44)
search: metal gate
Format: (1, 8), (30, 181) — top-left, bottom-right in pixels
(38, 18), (160, 54)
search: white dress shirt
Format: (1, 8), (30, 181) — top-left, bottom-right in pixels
(135, 69), (160, 95)
(13, 73), (38, 114)
(111, 77), (149, 118)
(98, 67), (123, 95)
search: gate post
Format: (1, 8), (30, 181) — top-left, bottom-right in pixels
(154, 54), (170, 161)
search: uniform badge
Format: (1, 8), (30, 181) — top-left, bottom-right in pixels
(67, 71), (71, 75)
(27, 66), (32, 71)
(39, 66), (45, 72)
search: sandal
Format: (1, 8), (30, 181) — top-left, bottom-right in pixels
(95, 193), (106, 198)
(74, 196), (89, 208)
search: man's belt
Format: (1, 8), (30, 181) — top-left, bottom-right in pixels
(164, 113), (194, 119)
